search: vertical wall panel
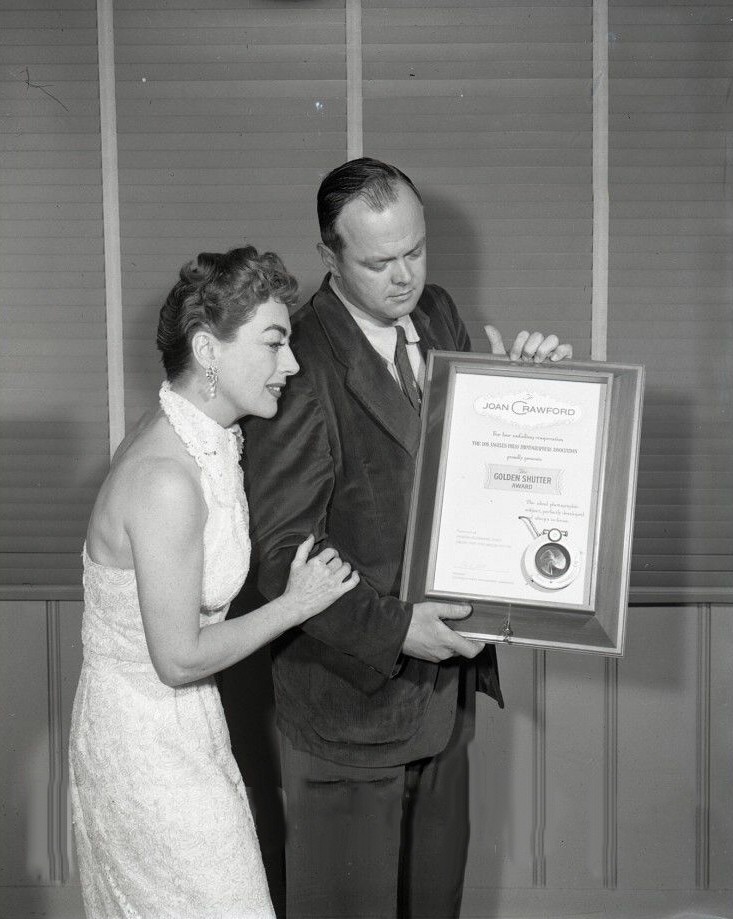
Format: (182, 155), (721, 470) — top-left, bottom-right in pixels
(361, 0), (594, 354)
(0, 2), (109, 586)
(0, 602), (51, 884)
(616, 606), (699, 888)
(543, 651), (607, 887)
(466, 646), (536, 893)
(113, 0), (348, 426)
(710, 604), (733, 889)
(60, 601), (84, 882)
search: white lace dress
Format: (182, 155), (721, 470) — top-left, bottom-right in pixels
(69, 383), (275, 919)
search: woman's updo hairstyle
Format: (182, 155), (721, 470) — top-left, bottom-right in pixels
(156, 245), (299, 380)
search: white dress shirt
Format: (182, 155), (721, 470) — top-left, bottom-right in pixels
(329, 277), (425, 391)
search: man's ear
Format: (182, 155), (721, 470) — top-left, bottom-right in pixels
(191, 329), (219, 371)
(317, 242), (339, 278)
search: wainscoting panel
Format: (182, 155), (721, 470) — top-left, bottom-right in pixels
(59, 602), (83, 884)
(543, 649), (607, 888)
(2, 601), (732, 919)
(466, 643), (537, 893)
(710, 604), (733, 890)
(616, 606), (699, 889)
(0, 601), (52, 885)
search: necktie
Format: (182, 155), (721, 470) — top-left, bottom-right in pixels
(393, 325), (422, 413)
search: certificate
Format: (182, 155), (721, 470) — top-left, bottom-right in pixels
(401, 354), (645, 655)
(430, 371), (605, 610)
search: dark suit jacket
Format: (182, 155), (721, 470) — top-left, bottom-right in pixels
(242, 277), (502, 768)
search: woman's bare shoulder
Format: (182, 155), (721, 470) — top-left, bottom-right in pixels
(86, 412), (204, 565)
(115, 415), (203, 507)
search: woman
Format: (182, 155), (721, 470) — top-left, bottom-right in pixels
(68, 246), (359, 918)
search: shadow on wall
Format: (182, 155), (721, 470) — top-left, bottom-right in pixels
(624, 384), (697, 615)
(421, 186), (487, 343)
(421, 184), (539, 354)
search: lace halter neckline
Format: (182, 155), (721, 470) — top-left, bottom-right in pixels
(159, 381), (245, 509)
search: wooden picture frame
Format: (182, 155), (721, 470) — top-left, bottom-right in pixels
(400, 353), (645, 655)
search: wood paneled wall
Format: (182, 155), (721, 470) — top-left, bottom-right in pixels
(1, 600), (731, 917)
(1, 1), (730, 916)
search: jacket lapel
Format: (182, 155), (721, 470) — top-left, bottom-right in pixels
(311, 278), (422, 456)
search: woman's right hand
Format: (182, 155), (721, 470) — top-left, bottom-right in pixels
(283, 535), (359, 622)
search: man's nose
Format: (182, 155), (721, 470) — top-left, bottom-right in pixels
(391, 259), (412, 285)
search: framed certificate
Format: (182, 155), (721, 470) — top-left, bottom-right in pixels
(400, 353), (645, 655)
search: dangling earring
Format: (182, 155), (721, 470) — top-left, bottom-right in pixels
(205, 364), (218, 399)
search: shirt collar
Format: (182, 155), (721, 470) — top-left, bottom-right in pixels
(328, 276), (421, 352)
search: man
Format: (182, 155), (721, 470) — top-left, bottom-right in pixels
(242, 158), (572, 918)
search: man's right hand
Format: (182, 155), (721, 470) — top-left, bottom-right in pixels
(401, 602), (484, 662)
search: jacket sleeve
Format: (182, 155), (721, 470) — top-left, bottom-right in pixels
(425, 284), (473, 354)
(242, 374), (412, 695)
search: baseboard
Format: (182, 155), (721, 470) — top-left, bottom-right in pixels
(0, 885), (83, 919)
(460, 886), (733, 919)
(2, 884), (731, 919)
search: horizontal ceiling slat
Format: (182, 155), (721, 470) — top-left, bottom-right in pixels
(634, 519), (733, 537)
(1, 506), (94, 524)
(114, 0), (338, 8)
(0, 568), (84, 587)
(630, 559), (732, 574)
(111, 114), (346, 134)
(117, 148), (593, 169)
(0, 438), (108, 455)
(0, 538), (96, 553)
(2, 220), (107, 238)
(366, 113), (590, 132)
(0, 399), (108, 420)
(0, 488), (100, 503)
(630, 572), (731, 589)
(113, 224), (588, 248)
(0, 131), (101, 150)
(0, 188), (101, 206)
(1, 151), (102, 168)
(117, 133), (343, 152)
(368, 62), (590, 79)
(635, 470), (733, 489)
(114, 26), (345, 46)
(114, 43), (343, 66)
(117, 167), (348, 186)
(0, 46), (96, 64)
(0, 28), (97, 45)
(366, 27), (590, 43)
(367, 42), (591, 61)
(633, 502), (732, 520)
(120, 63), (345, 81)
(0, 521), (90, 538)
(0, 0), (92, 9)
(120, 185), (336, 205)
(362, 0), (589, 6)
(1, 453), (109, 475)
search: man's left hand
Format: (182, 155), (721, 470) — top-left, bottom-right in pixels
(484, 324), (573, 363)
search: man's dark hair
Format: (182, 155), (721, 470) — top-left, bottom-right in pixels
(317, 157), (423, 255)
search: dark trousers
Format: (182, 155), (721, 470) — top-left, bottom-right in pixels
(278, 685), (475, 919)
